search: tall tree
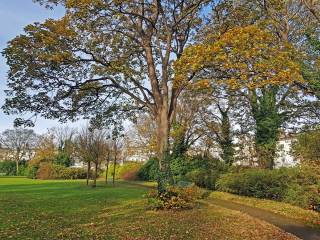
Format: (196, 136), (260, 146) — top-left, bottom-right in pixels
(193, 0), (320, 168)
(3, 0), (210, 192)
(175, 24), (304, 168)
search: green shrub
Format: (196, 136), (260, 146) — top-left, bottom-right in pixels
(17, 165), (28, 176)
(53, 152), (73, 167)
(284, 184), (320, 211)
(146, 185), (208, 210)
(0, 161), (16, 176)
(216, 167), (320, 211)
(138, 155), (228, 187)
(137, 158), (159, 181)
(186, 168), (225, 190)
(216, 169), (289, 200)
(27, 165), (38, 179)
(182, 156), (228, 190)
(0, 161), (29, 176)
(170, 156), (193, 182)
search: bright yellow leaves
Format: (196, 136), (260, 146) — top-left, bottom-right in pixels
(65, 0), (104, 9)
(174, 25), (304, 90)
(21, 16), (76, 64)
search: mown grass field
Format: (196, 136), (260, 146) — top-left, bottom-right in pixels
(0, 177), (297, 240)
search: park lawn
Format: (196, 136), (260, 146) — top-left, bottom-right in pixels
(211, 191), (320, 229)
(0, 177), (297, 240)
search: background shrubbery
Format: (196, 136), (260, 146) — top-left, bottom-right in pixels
(107, 162), (143, 181)
(36, 162), (87, 180)
(137, 158), (159, 181)
(0, 160), (17, 176)
(216, 166), (320, 211)
(116, 162), (143, 180)
(137, 155), (227, 190)
(0, 160), (28, 176)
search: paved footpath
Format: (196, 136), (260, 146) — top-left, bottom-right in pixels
(209, 198), (320, 240)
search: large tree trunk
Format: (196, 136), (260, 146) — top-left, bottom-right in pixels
(86, 161), (91, 186)
(156, 106), (172, 193)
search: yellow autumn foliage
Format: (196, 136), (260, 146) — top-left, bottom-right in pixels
(174, 25), (304, 90)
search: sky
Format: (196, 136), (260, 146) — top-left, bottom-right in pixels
(0, 0), (84, 134)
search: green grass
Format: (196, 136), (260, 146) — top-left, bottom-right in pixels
(211, 191), (320, 229)
(0, 177), (298, 240)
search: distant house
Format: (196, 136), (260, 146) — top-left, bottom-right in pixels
(228, 133), (298, 168)
(0, 147), (11, 161)
(0, 147), (36, 162)
(274, 133), (299, 167)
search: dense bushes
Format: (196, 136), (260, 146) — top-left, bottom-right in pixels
(53, 152), (73, 167)
(27, 165), (38, 179)
(137, 158), (159, 181)
(146, 185), (208, 210)
(0, 161), (16, 176)
(137, 155), (227, 189)
(0, 160), (28, 176)
(36, 163), (87, 180)
(183, 156), (228, 190)
(216, 167), (320, 211)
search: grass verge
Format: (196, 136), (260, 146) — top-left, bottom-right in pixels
(211, 191), (320, 229)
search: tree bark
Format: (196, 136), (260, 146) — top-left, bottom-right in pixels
(105, 152), (110, 184)
(92, 162), (98, 188)
(15, 150), (20, 176)
(86, 161), (91, 186)
(112, 144), (117, 186)
(16, 160), (19, 176)
(156, 106), (172, 193)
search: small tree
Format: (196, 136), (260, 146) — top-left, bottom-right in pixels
(90, 129), (109, 187)
(77, 126), (109, 187)
(77, 127), (94, 186)
(0, 128), (38, 175)
(110, 127), (123, 186)
(105, 147), (111, 184)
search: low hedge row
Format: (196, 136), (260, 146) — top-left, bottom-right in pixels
(216, 167), (320, 211)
